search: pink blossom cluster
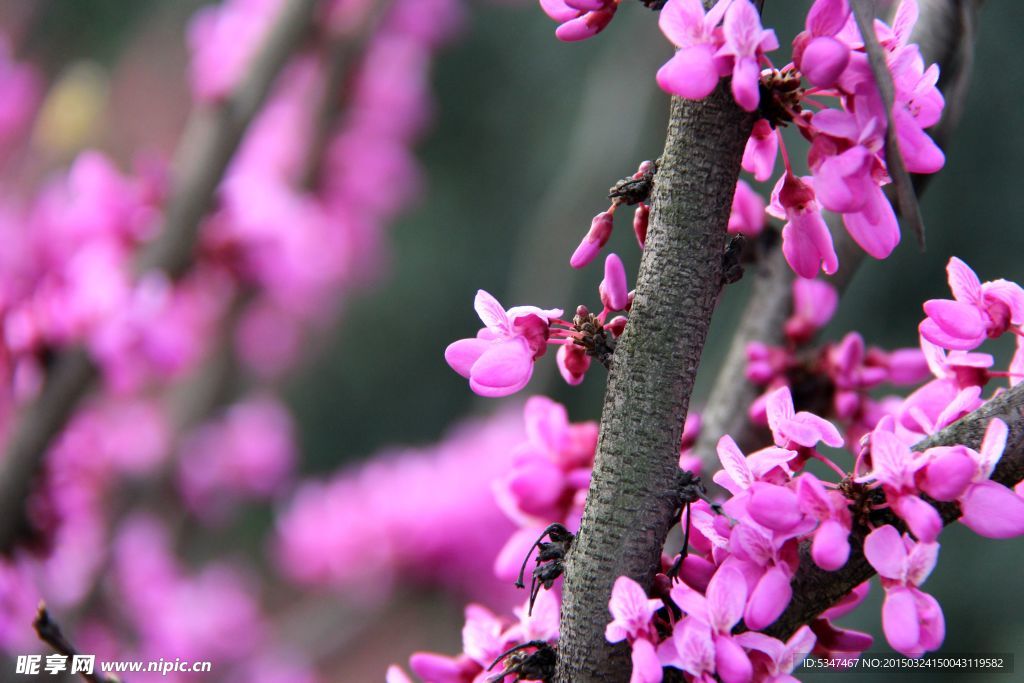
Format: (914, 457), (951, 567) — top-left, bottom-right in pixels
(540, 0), (947, 281)
(445, 252), (631, 396)
(388, 591), (559, 683)
(491, 397), (598, 580)
(602, 384), (1022, 682)
(431, 256), (1024, 680)
(747, 277), (930, 443)
(0, 0), (471, 675)
(275, 408), (524, 605)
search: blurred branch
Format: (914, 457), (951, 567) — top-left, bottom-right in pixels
(34, 604), (121, 683)
(0, 0), (319, 554)
(764, 380), (1024, 640)
(692, 0), (982, 470)
(298, 0), (391, 190)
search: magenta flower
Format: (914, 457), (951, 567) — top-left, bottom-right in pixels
(727, 522), (800, 630)
(656, 0), (730, 101)
(728, 179), (766, 237)
(606, 576), (661, 644)
(735, 625), (816, 683)
(920, 257), (1024, 351)
(784, 277), (838, 344)
(793, 0), (851, 87)
(445, 290), (562, 397)
(606, 576), (664, 682)
(571, 211), (616, 268)
(856, 428), (941, 542)
(715, 0), (778, 111)
(600, 253), (630, 312)
(765, 385), (843, 450)
(863, 525), (944, 657)
(556, 343), (591, 386)
(939, 418), (1024, 539)
(767, 173), (838, 279)
(664, 565), (753, 683)
(540, 0), (617, 42)
(741, 118), (778, 182)
(797, 473), (851, 570)
(712, 435), (798, 498)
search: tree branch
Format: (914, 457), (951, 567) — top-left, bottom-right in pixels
(555, 86), (754, 681)
(0, 0), (318, 553)
(692, 0), (981, 469)
(33, 604), (120, 683)
(764, 380), (1024, 641)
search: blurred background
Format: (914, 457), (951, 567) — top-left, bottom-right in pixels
(0, 0), (1022, 681)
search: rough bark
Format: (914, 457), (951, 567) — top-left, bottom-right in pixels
(554, 87), (754, 681)
(764, 381), (1024, 641)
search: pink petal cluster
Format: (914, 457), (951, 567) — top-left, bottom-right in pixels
(747, 279), (928, 442)
(447, 254), (632, 395)
(274, 408), (523, 604)
(863, 525), (943, 657)
(540, 0), (618, 42)
(445, 290), (562, 397)
(397, 592), (560, 683)
(493, 397), (597, 580)
(176, 394), (297, 522)
(657, 0), (778, 112)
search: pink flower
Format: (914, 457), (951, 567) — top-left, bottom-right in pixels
(920, 257), (1024, 351)
(556, 343), (591, 386)
(634, 204), (650, 248)
(856, 428), (940, 542)
(540, 0), (617, 42)
(742, 119), (778, 182)
(797, 473), (851, 570)
(606, 577), (665, 682)
(768, 173), (838, 279)
(863, 525), (944, 657)
(445, 290), (562, 397)
(571, 211), (615, 268)
(793, 0), (851, 87)
(656, 0), (731, 101)
(715, 0), (778, 111)
(765, 385), (844, 450)
(735, 625), (816, 682)
(664, 565), (753, 683)
(784, 277), (837, 344)
(606, 576), (661, 644)
(938, 418), (1024, 539)
(712, 435), (798, 498)
(600, 253), (630, 311)
(728, 179), (766, 236)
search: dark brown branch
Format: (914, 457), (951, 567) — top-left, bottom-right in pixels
(692, 0), (981, 468)
(555, 86), (755, 681)
(33, 604), (120, 683)
(764, 381), (1024, 641)
(0, 0), (318, 554)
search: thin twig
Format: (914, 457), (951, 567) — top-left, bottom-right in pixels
(0, 0), (319, 554)
(33, 603), (121, 683)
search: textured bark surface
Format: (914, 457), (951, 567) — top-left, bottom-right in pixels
(554, 88), (753, 682)
(764, 382), (1024, 641)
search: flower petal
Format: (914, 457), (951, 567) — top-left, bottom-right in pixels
(960, 480), (1024, 538)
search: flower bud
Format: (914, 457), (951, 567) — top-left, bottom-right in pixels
(570, 211), (614, 268)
